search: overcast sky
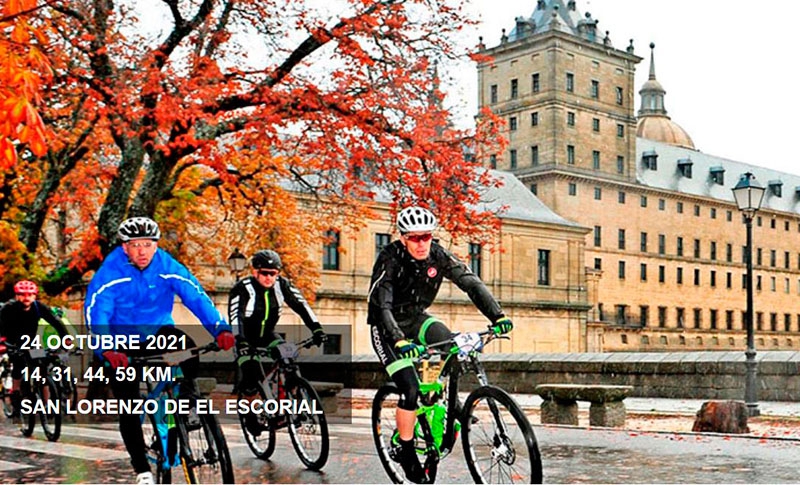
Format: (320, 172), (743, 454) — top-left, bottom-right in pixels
(455, 0), (800, 176)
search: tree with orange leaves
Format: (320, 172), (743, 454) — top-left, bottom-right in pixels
(0, 0), (507, 298)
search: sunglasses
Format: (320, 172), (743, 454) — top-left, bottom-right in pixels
(404, 233), (433, 243)
(257, 269), (280, 277)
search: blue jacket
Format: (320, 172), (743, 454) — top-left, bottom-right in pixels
(84, 246), (230, 358)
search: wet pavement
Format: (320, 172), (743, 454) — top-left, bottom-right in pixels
(2, 392), (800, 483)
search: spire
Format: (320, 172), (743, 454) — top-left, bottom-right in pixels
(638, 43), (667, 117)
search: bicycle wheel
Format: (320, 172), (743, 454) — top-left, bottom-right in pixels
(19, 383), (36, 437)
(183, 413), (234, 484)
(238, 386), (276, 459)
(371, 384), (408, 484)
(461, 385), (542, 484)
(40, 376), (62, 442)
(141, 412), (171, 483)
(285, 376), (329, 470)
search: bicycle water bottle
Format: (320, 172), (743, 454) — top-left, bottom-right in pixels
(430, 403), (447, 450)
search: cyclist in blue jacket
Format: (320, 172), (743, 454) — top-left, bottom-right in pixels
(84, 216), (234, 485)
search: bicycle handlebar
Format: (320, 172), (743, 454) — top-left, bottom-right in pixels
(129, 341), (220, 366)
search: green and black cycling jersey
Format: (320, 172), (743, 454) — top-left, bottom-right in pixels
(228, 275), (322, 347)
(367, 240), (504, 344)
(0, 300), (69, 346)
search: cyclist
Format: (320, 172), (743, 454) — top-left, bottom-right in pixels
(228, 250), (326, 431)
(367, 206), (513, 483)
(0, 280), (70, 418)
(84, 216), (235, 485)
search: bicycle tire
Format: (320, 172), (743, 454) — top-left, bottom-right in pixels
(371, 383), (409, 484)
(238, 385), (276, 459)
(40, 375), (62, 442)
(183, 413), (234, 484)
(1, 387), (12, 418)
(285, 376), (329, 470)
(19, 382), (36, 437)
(141, 411), (171, 483)
(461, 385), (542, 484)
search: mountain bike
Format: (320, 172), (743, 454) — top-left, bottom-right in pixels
(131, 342), (234, 484)
(372, 329), (542, 484)
(45, 348), (81, 423)
(236, 336), (329, 471)
(1, 349), (15, 418)
(2, 342), (62, 441)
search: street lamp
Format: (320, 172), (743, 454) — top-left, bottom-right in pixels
(732, 172), (765, 417)
(227, 248), (247, 282)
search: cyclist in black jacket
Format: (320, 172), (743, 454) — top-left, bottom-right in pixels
(228, 250), (326, 398)
(0, 280), (70, 417)
(367, 206), (513, 483)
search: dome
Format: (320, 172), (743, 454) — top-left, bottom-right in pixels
(637, 116), (695, 150)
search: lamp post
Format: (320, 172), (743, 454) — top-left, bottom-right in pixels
(732, 172), (765, 417)
(227, 248), (247, 282)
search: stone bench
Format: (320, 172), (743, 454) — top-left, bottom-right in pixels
(533, 384), (633, 427)
(309, 381), (344, 415)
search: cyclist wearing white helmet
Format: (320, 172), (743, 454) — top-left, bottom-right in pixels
(85, 216), (234, 485)
(367, 205), (513, 483)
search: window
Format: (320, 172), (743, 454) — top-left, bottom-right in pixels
(490, 84), (498, 104)
(537, 249), (550, 285)
(567, 112), (575, 126)
(530, 183), (537, 195)
(616, 124), (624, 138)
(510, 149), (517, 169)
(532, 73), (540, 93)
(726, 272), (732, 289)
(640, 195), (647, 208)
(322, 334), (342, 355)
(769, 180), (783, 197)
(593, 226), (602, 247)
(726, 243), (733, 262)
(710, 241), (717, 260)
(594, 187), (602, 200)
(771, 313), (778, 331)
(727, 210), (732, 221)
(591, 80), (599, 98)
(323, 229), (340, 270)
(658, 234), (666, 255)
(616, 305), (627, 325)
(676, 307), (685, 328)
(710, 167), (725, 185)
(639, 305), (649, 326)
(678, 158), (693, 178)
(693, 308), (702, 329)
(659, 199), (665, 211)
(786, 251), (791, 269)
(710, 270), (717, 288)
(618, 191), (626, 204)
(469, 243), (482, 278)
(510, 78), (518, 99)
(640, 232), (648, 252)
(642, 150), (658, 170)
(509, 116), (518, 131)
(658, 265), (665, 283)
(616, 156), (625, 174)
(640, 263), (647, 282)
(710, 208), (717, 219)
(594, 258), (602, 270)
(677, 201), (684, 214)
(567, 145), (575, 164)
(531, 145), (539, 166)
(618, 229), (626, 250)
(592, 150), (600, 169)
(566, 73), (574, 92)
(658, 306), (667, 327)
(489, 154), (497, 169)
(694, 205), (700, 217)
(710, 309), (718, 330)
(592, 118), (600, 132)
(531, 112), (539, 126)
(618, 261), (626, 279)
(726, 310), (734, 330)
(677, 237), (684, 257)
(677, 267), (683, 284)
(693, 239), (701, 258)
(786, 314), (792, 332)
(616, 86), (623, 105)
(770, 249), (777, 267)
(568, 182), (576, 196)
(694, 268), (700, 286)
(375, 233), (391, 258)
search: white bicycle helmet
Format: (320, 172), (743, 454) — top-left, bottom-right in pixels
(118, 217), (161, 242)
(397, 206), (438, 234)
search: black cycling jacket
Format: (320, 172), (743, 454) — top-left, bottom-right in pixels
(367, 240), (504, 343)
(228, 275), (322, 347)
(0, 300), (69, 345)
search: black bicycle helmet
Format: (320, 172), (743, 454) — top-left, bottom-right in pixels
(252, 250), (282, 270)
(118, 217), (161, 242)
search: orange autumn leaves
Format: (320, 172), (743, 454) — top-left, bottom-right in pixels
(1, 0), (50, 169)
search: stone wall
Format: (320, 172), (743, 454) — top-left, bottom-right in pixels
(270, 351), (800, 401)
